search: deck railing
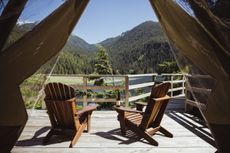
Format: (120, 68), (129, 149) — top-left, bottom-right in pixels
(126, 73), (186, 106)
(48, 73), (186, 107)
(184, 74), (213, 112)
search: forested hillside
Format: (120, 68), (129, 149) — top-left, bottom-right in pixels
(6, 21), (176, 75)
(101, 21), (174, 74)
(45, 35), (96, 74)
(6, 23), (96, 74)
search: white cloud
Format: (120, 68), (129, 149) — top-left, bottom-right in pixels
(17, 19), (35, 25)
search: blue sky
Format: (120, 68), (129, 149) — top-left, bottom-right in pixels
(19, 0), (157, 44)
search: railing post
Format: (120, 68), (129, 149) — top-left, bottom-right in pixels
(152, 74), (155, 85)
(83, 76), (87, 107)
(184, 74), (188, 112)
(116, 89), (121, 106)
(182, 74), (185, 95)
(170, 75), (173, 97)
(185, 81), (188, 112)
(42, 74), (47, 109)
(124, 76), (129, 107)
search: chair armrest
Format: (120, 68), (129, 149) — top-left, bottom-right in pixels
(135, 101), (147, 106)
(135, 101), (147, 111)
(114, 106), (143, 114)
(151, 95), (170, 102)
(77, 104), (97, 116)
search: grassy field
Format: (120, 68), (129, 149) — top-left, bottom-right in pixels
(47, 76), (83, 85)
(47, 76), (126, 86)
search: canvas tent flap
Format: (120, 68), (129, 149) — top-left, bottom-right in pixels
(150, 0), (230, 124)
(0, 0), (89, 125)
(0, 0), (28, 51)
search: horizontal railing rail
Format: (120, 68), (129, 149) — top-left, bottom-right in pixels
(184, 74), (213, 112)
(127, 73), (186, 105)
(47, 73), (187, 107)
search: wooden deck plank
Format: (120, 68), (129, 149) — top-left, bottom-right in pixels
(13, 104), (216, 153)
(12, 147), (215, 153)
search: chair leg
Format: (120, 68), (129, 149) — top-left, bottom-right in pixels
(43, 129), (54, 145)
(117, 114), (126, 135)
(127, 122), (158, 146)
(142, 132), (158, 146)
(87, 112), (92, 133)
(138, 129), (158, 146)
(69, 123), (87, 148)
(120, 120), (126, 135)
(159, 126), (173, 138)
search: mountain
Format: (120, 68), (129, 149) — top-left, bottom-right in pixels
(4, 23), (36, 49)
(100, 21), (174, 74)
(44, 36), (96, 74)
(6, 21), (176, 74)
(101, 21), (166, 47)
(5, 23), (96, 74)
(66, 35), (96, 54)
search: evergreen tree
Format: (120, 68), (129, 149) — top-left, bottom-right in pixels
(93, 45), (114, 109)
(156, 61), (179, 73)
(94, 45), (113, 74)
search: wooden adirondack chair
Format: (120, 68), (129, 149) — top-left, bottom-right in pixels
(115, 82), (173, 146)
(43, 82), (97, 147)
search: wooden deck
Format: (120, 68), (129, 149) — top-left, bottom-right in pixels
(13, 99), (216, 153)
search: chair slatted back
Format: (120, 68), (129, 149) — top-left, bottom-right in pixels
(140, 82), (171, 129)
(45, 82), (75, 100)
(44, 83), (77, 129)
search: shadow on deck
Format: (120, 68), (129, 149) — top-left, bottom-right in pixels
(167, 111), (216, 147)
(166, 98), (216, 147)
(13, 98), (216, 153)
